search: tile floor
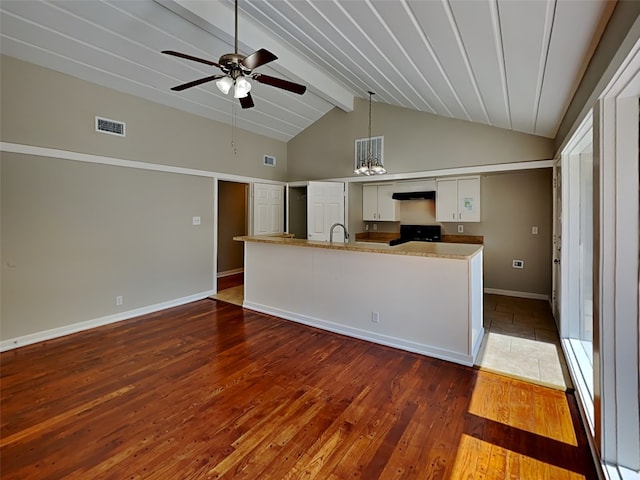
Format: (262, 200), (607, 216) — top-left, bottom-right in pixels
(212, 285), (572, 391)
(476, 293), (572, 390)
(211, 285), (244, 306)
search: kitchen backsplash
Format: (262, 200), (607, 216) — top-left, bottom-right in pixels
(400, 199), (436, 224)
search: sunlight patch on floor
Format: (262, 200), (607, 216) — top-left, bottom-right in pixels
(451, 434), (586, 480)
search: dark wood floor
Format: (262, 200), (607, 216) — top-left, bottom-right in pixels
(217, 272), (244, 291)
(1, 300), (598, 479)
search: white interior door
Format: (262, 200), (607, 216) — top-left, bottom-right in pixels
(307, 182), (345, 242)
(253, 183), (284, 235)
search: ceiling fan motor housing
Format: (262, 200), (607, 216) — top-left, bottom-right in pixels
(219, 53), (250, 75)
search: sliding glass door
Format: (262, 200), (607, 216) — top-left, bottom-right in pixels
(560, 114), (595, 423)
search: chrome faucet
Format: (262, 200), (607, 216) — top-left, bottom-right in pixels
(330, 223), (350, 243)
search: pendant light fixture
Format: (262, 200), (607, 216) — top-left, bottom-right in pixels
(354, 91), (386, 175)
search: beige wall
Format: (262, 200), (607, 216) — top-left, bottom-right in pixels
(287, 98), (554, 181)
(1, 55), (287, 180)
(480, 170), (553, 295)
(348, 169), (553, 296)
(1, 153), (215, 340)
(0, 55), (287, 343)
(217, 181), (248, 274)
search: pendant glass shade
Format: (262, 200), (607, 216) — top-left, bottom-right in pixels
(354, 158), (386, 175)
(216, 76), (234, 95)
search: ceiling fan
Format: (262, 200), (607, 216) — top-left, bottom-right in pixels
(162, 0), (306, 109)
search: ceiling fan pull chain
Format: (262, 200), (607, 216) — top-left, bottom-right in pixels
(231, 102), (238, 156)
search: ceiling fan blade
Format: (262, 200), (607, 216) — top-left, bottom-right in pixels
(252, 73), (307, 95)
(162, 50), (220, 68)
(239, 93), (254, 109)
(171, 75), (223, 91)
(241, 49), (277, 70)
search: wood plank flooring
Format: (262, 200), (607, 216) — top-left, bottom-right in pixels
(1, 300), (598, 479)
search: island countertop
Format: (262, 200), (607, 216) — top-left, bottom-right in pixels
(234, 235), (482, 260)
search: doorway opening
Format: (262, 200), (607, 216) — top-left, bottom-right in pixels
(214, 180), (248, 306)
(288, 185), (308, 239)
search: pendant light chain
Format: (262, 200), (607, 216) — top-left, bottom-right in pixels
(368, 90), (373, 158)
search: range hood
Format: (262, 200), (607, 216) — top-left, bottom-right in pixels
(392, 191), (435, 200)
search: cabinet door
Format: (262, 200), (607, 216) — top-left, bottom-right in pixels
(376, 184), (400, 221)
(436, 179), (458, 222)
(362, 185), (379, 221)
(457, 177), (480, 222)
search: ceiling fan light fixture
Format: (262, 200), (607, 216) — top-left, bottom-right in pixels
(162, 0), (306, 108)
(234, 77), (252, 98)
(216, 76), (234, 95)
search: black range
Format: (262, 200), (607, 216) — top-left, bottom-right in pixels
(389, 224), (441, 246)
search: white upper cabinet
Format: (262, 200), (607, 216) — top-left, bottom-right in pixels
(363, 184), (400, 221)
(436, 176), (481, 222)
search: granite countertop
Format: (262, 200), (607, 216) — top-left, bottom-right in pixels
(234, 235), (482, 259)
(355, 232), (484, 245)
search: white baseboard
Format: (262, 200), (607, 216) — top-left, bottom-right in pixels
(217, 268), (244, 278)
(484, 288), (550, 301)
(0, 290), (215, 352)
(243, 301), (476, 366)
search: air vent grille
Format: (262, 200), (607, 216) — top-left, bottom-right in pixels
(263, 155), (276, 167)
(95, 116), (125, 137)
(355, 136), (384, 167)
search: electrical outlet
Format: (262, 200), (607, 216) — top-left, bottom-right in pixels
(371, 312), (380, 323)
(116, 295), (123, 306)
(512, 260), (524, 269)
(457, 225), (464, 233)
(532, 226), (538, 235)
(373, 224), (377, 231)
(365, 224), (369, 231)
(192, 216), (201, 225)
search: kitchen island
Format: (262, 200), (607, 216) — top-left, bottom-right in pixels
(234, 235), (484, 366)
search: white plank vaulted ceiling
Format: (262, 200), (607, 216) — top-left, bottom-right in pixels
(0, 0), (614, 142)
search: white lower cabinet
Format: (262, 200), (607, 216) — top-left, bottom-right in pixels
(436, 176), (481, 222)
(362, 184), (400, 221)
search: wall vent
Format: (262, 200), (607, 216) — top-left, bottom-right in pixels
(355, 136), (384, 168)
(95, 116), (126, 137)
(263, 155), (276, 167)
